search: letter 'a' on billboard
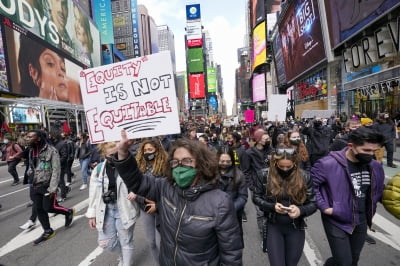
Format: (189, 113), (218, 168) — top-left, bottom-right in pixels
(186, 4), (201, 20)
(187, 48), (204, 73)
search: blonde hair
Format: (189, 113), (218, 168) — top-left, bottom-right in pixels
(96, 142), (117, 156)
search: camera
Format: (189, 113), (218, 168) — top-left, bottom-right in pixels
(102, 191), (116, 204)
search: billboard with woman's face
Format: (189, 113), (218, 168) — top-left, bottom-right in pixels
(0, 23), (8, 92)
(3, 17), (84, 104)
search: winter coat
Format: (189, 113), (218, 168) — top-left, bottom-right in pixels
(302, 126), (333, 156)
(312, 149), (385, 233)
(252, 168), (317, 228)
(114, 153), (243, 266)
(382, 173), (400, 219)
(86, 161), (140, 231)
(373, 122), (396, 143)
(246, 146), (273, 189)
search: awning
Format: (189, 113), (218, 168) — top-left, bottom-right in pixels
(0, 97), (84, 111)
(301, 109), (335, 119)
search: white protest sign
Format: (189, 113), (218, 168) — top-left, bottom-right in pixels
(79, 51), (181, 144)
(267, 94), (288, 122)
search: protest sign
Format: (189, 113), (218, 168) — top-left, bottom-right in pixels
(79, 51), (181, 143)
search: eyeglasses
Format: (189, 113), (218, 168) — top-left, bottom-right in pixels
(169, 158), (195, 168)
(275, 148), (296, 156)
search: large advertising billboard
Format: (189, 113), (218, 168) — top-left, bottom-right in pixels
(0, 0), (101, 68)
(252, 22), (266, 71)
(251, 0), (265, 29)
(186, 21), (202, 48)
(252, 73), (266, 102)
(131, 0), (140, 57)
(3, 19), (84, 104)
(189, 73), (205, 99)
(187, 48), (204, 73)
(325, 0), (400, 49)
(10, 105), (41, 123)
(272, 32), (287, 85)
(186, 4), (201, 20)
(207, 67), (217, 93)
(278, 0), (326, 83)
(0, 23), (8, 92)
(92, 0), (114, 44)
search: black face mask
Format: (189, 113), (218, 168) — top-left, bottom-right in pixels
(144, 153), (155, 161)
(105, 157), (115, 167)
(314, 121), (322, 128)
(219, 164), (231, 170)
(211, 137), (217, 142)
(263, 141), (271, 149)
(355, 153), (373, 164)
(277, 166), (294, 179)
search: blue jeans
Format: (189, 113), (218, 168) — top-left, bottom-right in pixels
(142, 211), (160, 263)
(79, 158), (90, 184)
(98, 203), (135, 266)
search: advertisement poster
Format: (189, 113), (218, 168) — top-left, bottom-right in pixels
(10, 105), (41, 123)
(4, 23), (84, 104)
(189, 73), (205, 99)
(186, 4), (201, 20)
(252, 73), (266, 102)
(79, 51), (180, 143)
(278, 0), (326, 83)
(244, 109), (255, 123)
(272, 32), (287, 85)
(252, 22), (266, 71)
(92, 0), (114, 44)
(325, 0), (400, 48)
(207, 67), (217, 93)
(251, 0), (265, 29)
(0, 23), (8, 92)
(188, 48), (204, 73)
(0, 0), (101, 68)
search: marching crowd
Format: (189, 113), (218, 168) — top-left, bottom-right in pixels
(1, 111), (400, 265)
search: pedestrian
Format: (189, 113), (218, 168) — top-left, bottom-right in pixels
(50, 129), (69, 201)
(216, 146), (248, 241)
(312, 127), (385, 265)
(253, 146), (317, 265)
(86, 141), (139, 266)
(284, 130), (311, 172)
(133, 139), (169, 264)
(3, 134), (23, 186)
(373, 112), (397, 168)
(114, 130), (243, 265)
(62, 132), (75, 187)
(76, 133), (94, 190)
(26, 130), (75, 245)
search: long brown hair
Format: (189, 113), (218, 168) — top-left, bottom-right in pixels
(284, 130), (309, 162)
(165, 139), (219, 185)
(135, 139), (168, 176)
(267, 149), (307, 205)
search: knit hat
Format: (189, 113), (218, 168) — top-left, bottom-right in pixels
(253, 128), (265, 143)
(361, 118), (373, 126)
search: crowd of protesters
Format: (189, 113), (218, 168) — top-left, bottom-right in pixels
(1, 110), (400, 265)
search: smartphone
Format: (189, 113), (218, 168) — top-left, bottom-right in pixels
(144, 205), (151, 212)
(281, 206), (292, 211)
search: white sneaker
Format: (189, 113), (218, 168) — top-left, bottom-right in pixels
(66, 182), (71, 187)
(79, 184), (88, 190)
(19, 220), (35, 230)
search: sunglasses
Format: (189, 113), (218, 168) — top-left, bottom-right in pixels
(275, 148), (296, 156)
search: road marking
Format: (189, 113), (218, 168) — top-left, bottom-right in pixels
(0, 199), (89, 257)
(371, 213), (400, 251)
(0, 201), (31, 217)
(0, 177), (24, 185)
(78, 247), (104, 266)
(304, 231), (324, 266)
(0, 187), (28, 198)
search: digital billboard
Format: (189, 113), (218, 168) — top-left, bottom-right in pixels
(188, 48), (204, 73)
(92, 0), (114, 44)
(0, 23), (8, 92)
(131, 0), (140, 57)
(0, 0), (101, 68)
(189, 73), (205, 99)
(186, 4), (201, 20)
(207, 67), (217, 93)
(325, 0), (400, 48)
(278, 0), (326, 83)
(252, 73), (266, 102)
(3, 21), (84, 104)
(251, 0), (265, 29)
(252, 22), (266, 71)
(186, 21), (202, 48)
(272, 32), (287, 85)
(10, 105), (41, 124)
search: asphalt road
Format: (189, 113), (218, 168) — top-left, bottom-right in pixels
(0, 160), (399, 266)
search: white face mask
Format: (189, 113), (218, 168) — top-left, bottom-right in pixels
(3, 139), (9, 144)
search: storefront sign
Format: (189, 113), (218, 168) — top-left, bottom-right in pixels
(79, 51), (180, 143)
(355, 78), (398, 96)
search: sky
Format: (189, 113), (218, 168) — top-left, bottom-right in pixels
(137, 0), (246, 116)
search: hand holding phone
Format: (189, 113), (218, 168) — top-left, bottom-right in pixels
(281, 206), (292, 211)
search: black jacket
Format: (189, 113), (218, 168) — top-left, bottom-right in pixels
(114, 153), (243, 266)
(246, 146), (273, 189)
(252, 169), (317, 228)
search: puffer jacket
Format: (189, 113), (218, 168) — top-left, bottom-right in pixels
(312, 149), (385, 233)
(252, 168), (317, 228)
(86, 161), (140, 231)
(114, 153), (243, 266)
(382, 173), (400, 219)
(29, 143), (61, 193)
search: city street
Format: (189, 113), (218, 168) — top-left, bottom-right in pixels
(0, 160), (399, 266)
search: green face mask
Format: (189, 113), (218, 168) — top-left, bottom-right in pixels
(172, 166), (197, 188)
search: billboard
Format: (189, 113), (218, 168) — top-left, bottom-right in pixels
(3, 22), (84, 104)
(325, 0), (400, 48)
(207, 67), (217, 93)
(252, 73), (266, 102)
(187, 48), (204, 73)
(186, 4), (201, 20)
(272, 32), (287, 85)
(278, 0), (326, 83)
(0, 23), (8, 92)
(189, 73), (205, 99)
(186, 21), (202, 48)
(92, 0), (114, 44)
(10, 105), (41, 124)
(0, 0), (101, 68)
(131, 0), (140, 57)
(251, 0), (265, 29)
(252, 22), (266, 71)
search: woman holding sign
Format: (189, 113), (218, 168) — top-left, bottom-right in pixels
(113, 130), (243, 265)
